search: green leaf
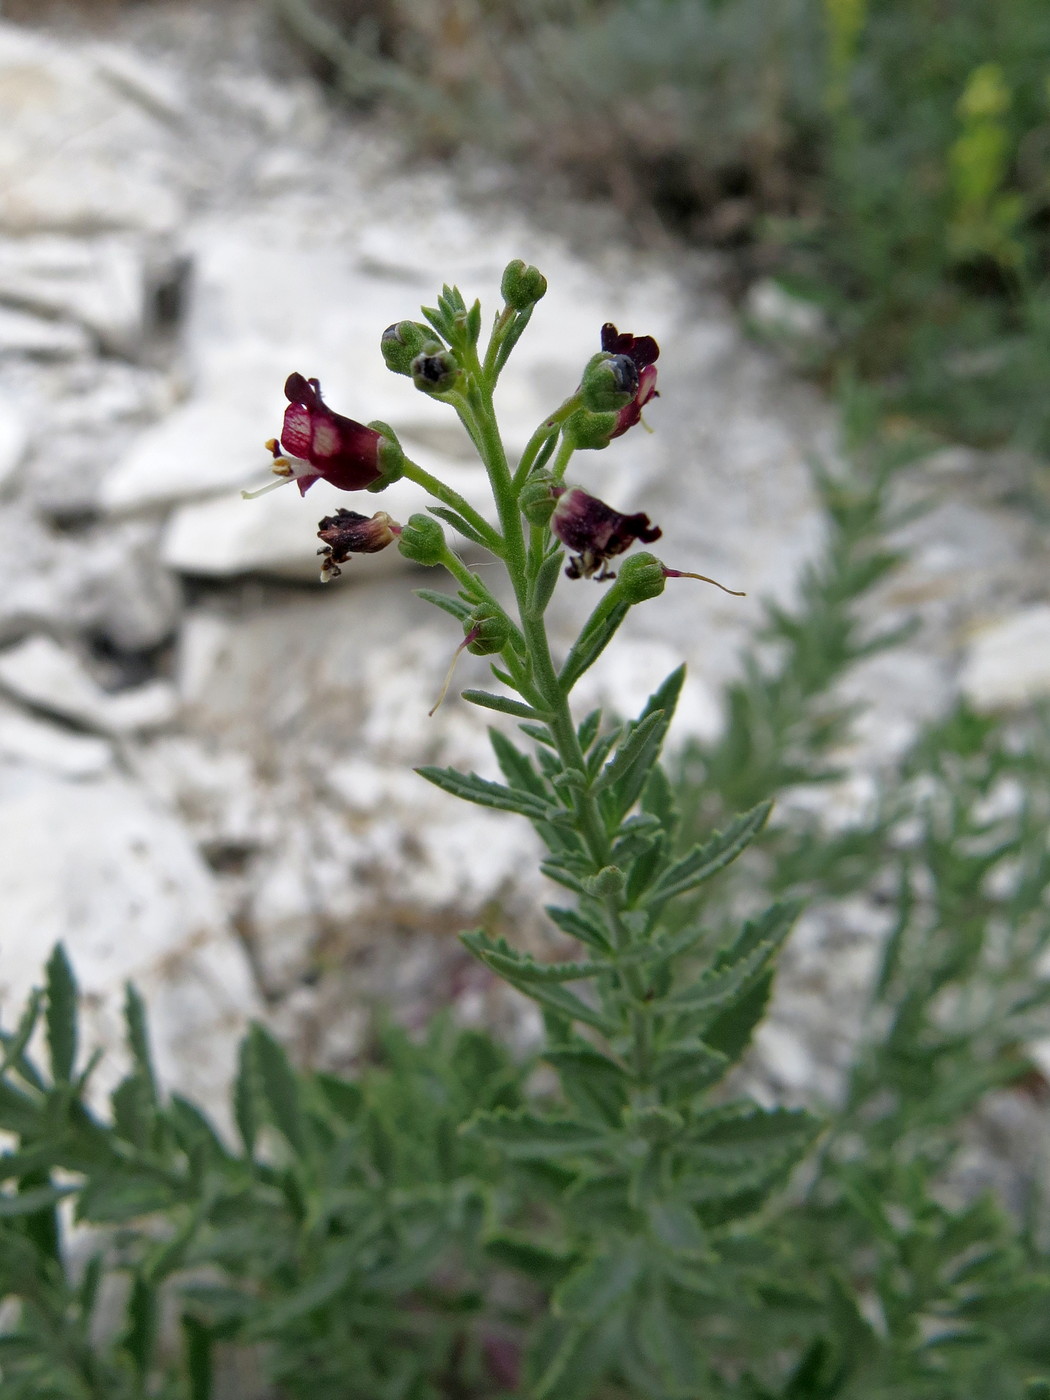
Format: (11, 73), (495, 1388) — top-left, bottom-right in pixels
(701, 971), (774, 1063)
(526, 548), (565, 618)
(426, 504), (494, 550)
(123, 983), (157, 1105)
(559, 598), (631, 691)
(544, 1042), (629, 1126)
(488, 727), (549, 798)
(467, 1108), (614, 1159)
(545, 903), (612, 951)
(233, 1035), (259, 1158)
(462, 688), (541, 720)
(182, 1315), (213, 1400)
(595, 709), (666, 807)
(416, 764), (555, 821)
(77, 1174), (175, 1222)
(553, 1241), (643, 1321)
(45, 944), (77, 1084)
(663, 934), (783, 1018)
(0, 990), (42, 1084)
(649, 1040), (729, 1098)
(462, 930), (604, 983)
(121, 1271), (158, 1381)
(0, 1183), (77, 1217)
(413, 587), (473, 623)
(646, 799), (773, 906)
(605, 668), (685, 818)
(528, 1314), (623, 1400)
(250, 1024), (307, 1157)
(483, 1233), (575, 1287)
(577, 708), (603, 753)
(683, 1103), (820, 1168)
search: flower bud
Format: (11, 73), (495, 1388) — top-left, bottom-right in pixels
(518, 471), (559, 526)
(411, 347), (462, 394)
(465, 602), (512, 656)
(612, 551), (667, 604)
(365, 420), (405, 491)
(381, 320), (434, 376)
(580, 351), (639, 413)
(397, 512), (446, 566)
(562, 406), (620, 452)
(500, 259), (548, 311)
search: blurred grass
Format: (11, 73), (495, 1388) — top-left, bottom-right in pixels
(270, 0), (1050, 459)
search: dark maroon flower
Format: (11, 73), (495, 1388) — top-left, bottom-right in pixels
(551, 485), (662, 581)
(316, 508), (399, 582)
(245, 373), (385, 499)
(600, 323), (660, 439)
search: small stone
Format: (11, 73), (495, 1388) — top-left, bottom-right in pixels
(0, 699), (112, 777)
(0, 304), (92, 358)
(0, 634), (177, 735)
(959, 605), (1050, 711)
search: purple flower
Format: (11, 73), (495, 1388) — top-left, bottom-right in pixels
(316, 508), (399, 582)
(248, 373), (385, 499)
(551, 486), (662, 580)
(600, 323), (659, 438)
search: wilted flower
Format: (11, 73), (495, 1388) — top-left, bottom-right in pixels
(600, 322), (659, 438)
(316, 508), (399, 582)
(245, 373), (386, 499)
(551, 485), (662, 581)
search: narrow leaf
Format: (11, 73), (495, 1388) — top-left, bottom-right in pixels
(559, 600), (631, 691)
(427, 504), (495, 550)
(467, 1108), (613, 1158)
(462, 689), (541, 720)
(647, 800), (773, 905)
(45, 944), (77, 1084)
(462, 931), (604, 983)
(526, 549), (565, 618)
(417, 764), (555, 821)
(545, 904), (612, 951)
(414, 588), (473, 623)
(250, 1024), (307, 1156)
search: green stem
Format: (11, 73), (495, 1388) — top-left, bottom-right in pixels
(401, 458), (504, 555)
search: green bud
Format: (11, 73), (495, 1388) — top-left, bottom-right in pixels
(586, 865), (625, 898)
(580, 351), (638, 413)
(501, 259), (548, 311)
(465, 602), (511, 656)
(562, 406), (619, 451)
(381, 321), (433, 376)
(411, 347), (461, 395)
(518, 470), (559, 526)
(613, 552), (666, 604)
(397, 513), (445, 566)
(364, 421), (405, 491)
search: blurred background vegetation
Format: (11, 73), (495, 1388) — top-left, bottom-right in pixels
(258, 0), (1050, 458)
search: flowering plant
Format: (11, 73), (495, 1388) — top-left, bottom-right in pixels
(243, 261), (817, 1393)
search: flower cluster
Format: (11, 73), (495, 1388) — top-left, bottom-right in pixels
(244, 292), (739, 603)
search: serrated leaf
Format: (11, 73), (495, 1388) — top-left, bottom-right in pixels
(233, 1036), (259, 1158)
(414, 588), (473, 623)
(649, 1040), (729, 1097)
(416, 764), (555, 821)
(607, 668), (685, 818)
(45, 944), (77, 1084)
(544, 1043), (629, 1126)
(646, 799), (773, 905)
(595, 710), (665, 805)
(0, 990), (41, 1083)
(489, 727), (549, 798)
(663, 938), (780, 1018)
(683, 1104), (820, 1170)
(466, 1108), (613, 1158)
(545, 904), (612, 951)
(463, 930), (604, 984)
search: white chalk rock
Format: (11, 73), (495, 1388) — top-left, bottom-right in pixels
(960, 605), (1050, 711)
(0, 634), (177, 735)
(0, 765), (259, 1110)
